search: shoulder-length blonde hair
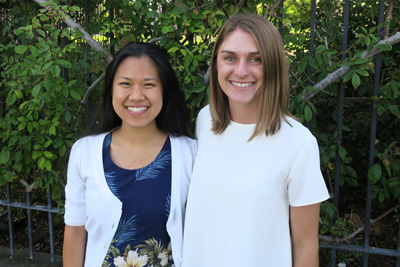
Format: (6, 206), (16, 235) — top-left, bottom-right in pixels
(209, 13), (293, 141)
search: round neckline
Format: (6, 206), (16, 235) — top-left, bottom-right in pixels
(230, 120), (256, 127)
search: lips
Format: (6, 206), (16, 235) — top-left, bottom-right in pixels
(231, 81), (254, 88)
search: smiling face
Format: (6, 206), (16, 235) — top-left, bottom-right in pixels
(216, 28), (264, 123)
(112, 56), (163, 131)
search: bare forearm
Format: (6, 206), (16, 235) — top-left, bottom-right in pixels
(290, 204), (321, 267)
(292, 244), (319, 267)
(63, 225), (87, 267)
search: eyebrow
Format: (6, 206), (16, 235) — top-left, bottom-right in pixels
(116, 76), (159, 82)
(219, 50), (260, 55)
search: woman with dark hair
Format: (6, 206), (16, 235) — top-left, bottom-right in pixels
(63, 42), (196, 267)
(182, 14), (329, 267)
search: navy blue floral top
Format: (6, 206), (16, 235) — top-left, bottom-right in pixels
(102, 133), (174, 267)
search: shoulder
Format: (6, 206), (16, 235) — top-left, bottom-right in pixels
(170, 135), (197, 152)
(281, 116), (315, 141)
(197, 105), (211, 122)
(195, 105), (212, 136)
(71, 132), (108, 153)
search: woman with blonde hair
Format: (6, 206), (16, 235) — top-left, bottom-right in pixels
(182, 14), (329, 267)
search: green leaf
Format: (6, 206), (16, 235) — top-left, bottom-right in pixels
(338, 146), (347, 160)
(32, 151), (43, 159)
(49, 125), (56, 136)
(38, 156), (45, 169)
(305, 86), (317, 91)
(5, 171), (14, 182)
(0, 150), (10, 164)
(52, 65), (61, 76)
(15, 45), (27, 54)
(59, 144), (67, 157)
(352, 73), (361, 88)
(168, 47), (180, 53)
(44, 160), (52, 171)
(171, 5), (183, 15)
(36, 29), (46, 37)
(15, 90), (23, 99)
(356, 69), (369, 76)
(44, 140), (52, 148)
(297, 59), (308, 73)
(44, 151), (54, 158)
(32, 84), (41, 98)
(346, 177), (359, 186)
(134, 1), (142, 10)
(368, 164), (382, 184)
(354, 58), (369, 65)
(309, 58), (319, 69)
(378, 191), (385, 202)
(343, 70), (354, 82)
(376, 44), (391, 51)
(65, 111), (72, 123)
(304, 105), (312, 121)
(390, 105), (400, 116)
(215, 10), (226, 16)
(30, 46), (39, 57)
(70, 90), (81, 100)
(56, 59), (71, 68)
(162, 26), (170, 34)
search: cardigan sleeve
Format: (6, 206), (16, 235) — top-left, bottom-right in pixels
(64, 138), (88, 226)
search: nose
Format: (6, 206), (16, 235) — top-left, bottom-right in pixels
(234, 60), (249, 77)
(129, 86), (145, 101)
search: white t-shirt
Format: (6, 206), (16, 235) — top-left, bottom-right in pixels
(182, 106), (329, 267)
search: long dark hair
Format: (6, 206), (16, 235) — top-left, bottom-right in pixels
(92, 42), (190, 137)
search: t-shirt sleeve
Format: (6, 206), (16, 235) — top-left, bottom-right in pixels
(64, 139), (87, 226)
(287, 135), (330, 206)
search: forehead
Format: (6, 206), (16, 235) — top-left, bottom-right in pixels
(218, 28), (259, 54)
(116, 56), (159, 76)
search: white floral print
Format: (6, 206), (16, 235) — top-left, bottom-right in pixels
(114, 249), (149, 267)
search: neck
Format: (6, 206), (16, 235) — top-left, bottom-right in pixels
(114, 124), (167, 147)
(229, 104), (259, 124)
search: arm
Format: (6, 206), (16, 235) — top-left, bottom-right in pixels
(290, 203), (321, 267)
(63, 224), (87, 267)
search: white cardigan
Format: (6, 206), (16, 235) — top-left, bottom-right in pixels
(64, 132), (197, 267)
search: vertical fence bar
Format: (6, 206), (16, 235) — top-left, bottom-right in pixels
(307, 0), (316, 87)
(397, 220), (400, 267)
(330, 0), (350, 265)
(47, 187), (55, 263)
(362, 1), (386, 266)
(62, 2), (69, 84)
(26, 175), (34, 259)
(109, 6), (115, 56)
(85, 0), (92, 122)
(304, 0), (317, 130)
(278, 0), (283, 36)
(6, 184), (15, 258)
(0, 66), (4, 115)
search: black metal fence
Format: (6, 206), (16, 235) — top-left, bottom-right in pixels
(0, 0), (398, 266)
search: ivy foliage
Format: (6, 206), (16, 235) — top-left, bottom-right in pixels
(0, 0), (399, 258)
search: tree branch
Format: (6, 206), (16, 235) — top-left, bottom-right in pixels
(319, 203), (400, 243)
(303, 31), (400, 101)
(265, 0), (285, 18)
(32, 0), (113, 63)
(75, 75), (104, 128)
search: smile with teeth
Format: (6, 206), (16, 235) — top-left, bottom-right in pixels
(127, 106), (148, 112)
(232, 81), (254, 88)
